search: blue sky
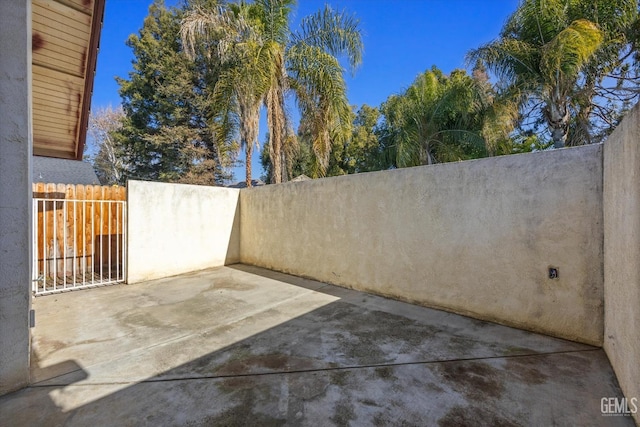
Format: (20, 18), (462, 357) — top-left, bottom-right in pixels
(92, 0), (519, 182)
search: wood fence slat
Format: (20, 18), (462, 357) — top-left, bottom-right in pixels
(55, 183), (65, 278)
(65, 184), (76, 277)
(93, 185), (102, 274)
(85, 185), (92, 275)
(45, 183), (56, 283)
(76, 184), (86, 274)
(34, 183), (45, 275)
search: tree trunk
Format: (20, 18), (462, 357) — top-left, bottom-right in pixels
(240, 98), (260, 188)
(569, 72), (596, 146)
(281, 151), (287, 182)
(266, 52), (287, 184)
(245, 143), (253, 188)
(569, 102), (593, 146)
(266, 85), (286, 184)
(544, 101), (569, 149)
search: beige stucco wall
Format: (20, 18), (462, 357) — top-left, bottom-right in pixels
(241, 145), (604, 345)
(127, 181), (240, 283)
(604, 105), (640, 424)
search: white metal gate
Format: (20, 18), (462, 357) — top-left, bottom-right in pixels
(32, 197), (127, 295)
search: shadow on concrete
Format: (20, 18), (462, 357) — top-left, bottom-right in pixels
(2, 359), (88, 426)
(0, 266), (634, 426)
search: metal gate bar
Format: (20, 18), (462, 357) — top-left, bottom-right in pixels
(32, 198), (127, 295)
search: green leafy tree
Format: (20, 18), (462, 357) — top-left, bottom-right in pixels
(116, 0), (235, 185)
(182, 0), (363, 184)
(316, 104), (382, 176)
(342, 104), (383, 173)
(261, 133), (311, 183)
(330, 104), (381, 175)
(261, 104), (382, 179)
(377, 67), (489, 168)
(469, 0), (638, 148)
(568, 0), (640, 144)
(286, 4), (363, 179)
(182, 0), (271, 187)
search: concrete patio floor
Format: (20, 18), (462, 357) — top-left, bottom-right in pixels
(0, 265), (633, 426)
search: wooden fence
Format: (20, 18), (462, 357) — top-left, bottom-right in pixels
(32, 183), (127, 294)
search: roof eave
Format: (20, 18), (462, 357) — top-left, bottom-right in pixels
(75, 0), (106, 160)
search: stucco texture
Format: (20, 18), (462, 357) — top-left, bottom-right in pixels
(241, 145), (604, 345)
(604, 104), (640, 425)
(0, 0), (32, 396)
(127, 181), (240, 283)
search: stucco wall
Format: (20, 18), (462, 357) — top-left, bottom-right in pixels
(604, 105), (640, 423)
(241, 145), (604, 345)
(0, 0), (32, 396)
(127, 181), (240, 283)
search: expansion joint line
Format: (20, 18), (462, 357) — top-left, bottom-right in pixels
(29, 347), (601, 388)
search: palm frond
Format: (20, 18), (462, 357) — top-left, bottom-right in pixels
(291, 4), (363, 72)
(288, 42), (351, 173)
(481, 97), (519, 155)
(468, 39), (539, 86)
(541, 19), (603, 81)
(253, 0), (294, 45)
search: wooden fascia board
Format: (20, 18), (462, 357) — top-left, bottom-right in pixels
(75, 0), (105, 160)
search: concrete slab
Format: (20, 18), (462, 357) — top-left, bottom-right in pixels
(0, 265), (633, 426)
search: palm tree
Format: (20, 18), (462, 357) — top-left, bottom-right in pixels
(284, 4), (362, 179)
(378, 67), (490, 168)
(182, 2), (269, 187)
(565, 0), (638, 145)
(468, 0), (604, 148)
(182, 0), (363, 184)
(247, 0), (364, 182)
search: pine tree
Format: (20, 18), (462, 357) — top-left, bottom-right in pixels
(115, 0), (236, 185)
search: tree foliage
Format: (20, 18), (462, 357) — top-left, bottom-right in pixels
(115, 0), (235, 185)
(181, 0), (363, 184)
(261, 104), (383, 180)
(469, 0), (639, 147)
(287, 4), (363, 178)
(376, 67), (491, 168)
(181, 0), (271, 187)
(111, 0), (640, 186)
